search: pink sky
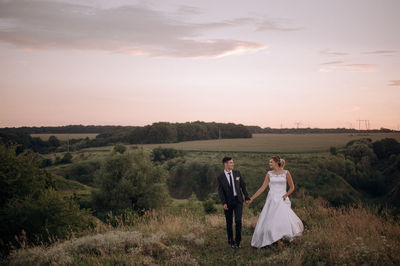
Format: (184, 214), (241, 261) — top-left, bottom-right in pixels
(0, 0), (399, 130)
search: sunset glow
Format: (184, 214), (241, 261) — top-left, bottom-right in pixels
(0, 0), (399, 129)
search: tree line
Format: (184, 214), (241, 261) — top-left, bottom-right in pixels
(0, 122), (252, 154)
(247, 126), (396, 134)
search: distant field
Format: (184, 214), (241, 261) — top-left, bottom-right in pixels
(133, 133), (400, 153)
(31, 133), (99, 141)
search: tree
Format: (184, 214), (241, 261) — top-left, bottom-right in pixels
(152, 147), (183, 163)
(59, 152), (73, 164)
(373, 138), (400, 159)
(113, 143), (127, 154)
(0, 144), (91, 255)
(92, 149), (169, 213)
(167, 162), (219, 200)
(48, 135), (61, 147)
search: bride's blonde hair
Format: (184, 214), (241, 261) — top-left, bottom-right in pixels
(280, 158), (286, 169)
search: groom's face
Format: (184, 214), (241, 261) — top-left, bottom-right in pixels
(225, 159), (234, 171)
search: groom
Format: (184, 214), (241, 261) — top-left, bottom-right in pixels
(217, 157), (250, 248)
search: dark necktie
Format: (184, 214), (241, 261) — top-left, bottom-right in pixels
(228, 172), (235, 196)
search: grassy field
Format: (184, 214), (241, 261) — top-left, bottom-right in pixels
(31, 133), (99, 141)
(80, 133), (400, 153)
(8, 195), (400, 265)
(6, 133), (400, 265)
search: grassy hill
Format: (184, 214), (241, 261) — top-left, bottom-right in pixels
(5, 134), (399, 264)
(7, 195), (400, 265)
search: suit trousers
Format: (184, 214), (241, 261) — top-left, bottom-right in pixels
(224, 196), (243, 245)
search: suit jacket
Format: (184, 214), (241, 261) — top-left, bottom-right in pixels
(217, 170), (250, 205)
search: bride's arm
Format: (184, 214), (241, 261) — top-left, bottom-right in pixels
(283, 171), (295, 200)
(250, 174), (270, 202)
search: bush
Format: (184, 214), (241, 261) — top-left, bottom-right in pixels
(113, 143), (127, 154)
(345, 143), (376, 163)
(152, 147), (183, 163)
(167, 162), (219, 200)
(202, 199), (217, 214)
(40, 158), (52, 168)
(59, 152), (73, 164)
(0, 144), (92, 255)
(373, 138), (400, 159)
(92, 149), (170, 214)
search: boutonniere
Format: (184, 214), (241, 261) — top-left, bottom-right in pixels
(236, 177), (240, 181)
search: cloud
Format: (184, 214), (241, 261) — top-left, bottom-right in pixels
(0, 0), (268, 58)
(364, 50), (397, 56)
(388, 80), (400, 88)
(177, 5), (203, 15)
(342, 64), (376, 72)
(256, 20), (302, 32)
(320, 61), (344, 65)
(319, 61), (376, 72)
(320, 49), (348, 56)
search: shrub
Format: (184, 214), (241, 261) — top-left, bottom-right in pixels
(92, 149), (170, 214)
(0, 144), (92, 255)
(59, 152), (73, 164)
(330, 146), (337, 155)
(152, 147), (183, 163)
(202, 199), (217, 214)
(113, 143), (127, 154)
(167, 162), (219, 200)
(373, 138), (400, 159)
(40, 158), (52, 168)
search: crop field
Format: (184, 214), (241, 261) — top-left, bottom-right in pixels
(136, 133), (400, 153)
(31, 133), (99, 141)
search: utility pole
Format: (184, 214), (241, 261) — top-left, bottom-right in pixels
(356, 119), (362, 130)
(356, 119), (370, 133)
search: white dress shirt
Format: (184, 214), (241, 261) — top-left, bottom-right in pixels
(224, 170), (237, 196)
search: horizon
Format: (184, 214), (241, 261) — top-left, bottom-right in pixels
(1, 0), (399, 130)
(0, 121), (396, 131)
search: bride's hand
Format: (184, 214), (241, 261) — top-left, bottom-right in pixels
(282, 194), (288, 200)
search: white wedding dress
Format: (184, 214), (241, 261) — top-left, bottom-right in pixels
(251, 170), (304, 248)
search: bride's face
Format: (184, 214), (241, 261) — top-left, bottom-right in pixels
(268, 159), (275, 169)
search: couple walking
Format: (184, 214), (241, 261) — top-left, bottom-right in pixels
(217, 156), (303, 248)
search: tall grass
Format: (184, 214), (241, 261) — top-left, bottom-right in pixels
(7, 194), (400, 265)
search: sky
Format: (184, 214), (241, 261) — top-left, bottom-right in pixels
(0, 0), (399, 129)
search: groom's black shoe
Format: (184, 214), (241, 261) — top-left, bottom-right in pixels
(228, 239), (235, 248)
(235, 243), (241, 248)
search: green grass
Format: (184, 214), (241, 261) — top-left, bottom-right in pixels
(81, 133), (400, 153)
(7, 134), (400, 265)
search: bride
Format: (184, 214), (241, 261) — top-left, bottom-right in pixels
(248, 156), (303, 248)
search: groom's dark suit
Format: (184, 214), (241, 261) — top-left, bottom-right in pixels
(217, 170), (250, 246)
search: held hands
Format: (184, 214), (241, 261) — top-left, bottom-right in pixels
(245, 199), (252, 205)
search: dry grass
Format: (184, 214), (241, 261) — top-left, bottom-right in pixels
(8, 230), (198, 265)
(7, 195), (400, 265)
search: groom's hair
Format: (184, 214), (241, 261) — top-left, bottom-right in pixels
(222, 157), (232, 164)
